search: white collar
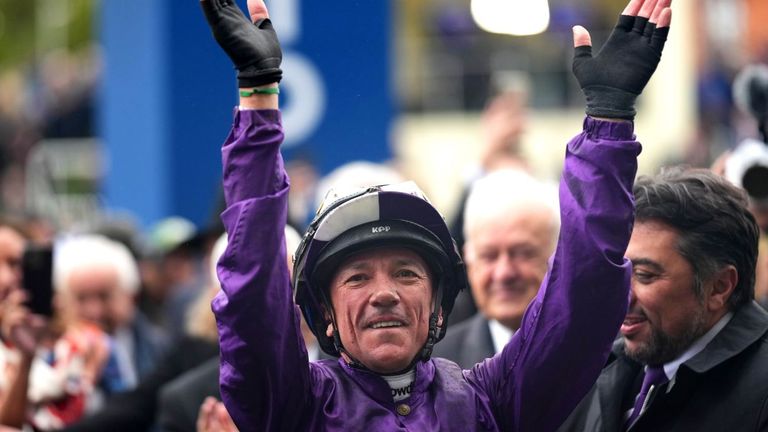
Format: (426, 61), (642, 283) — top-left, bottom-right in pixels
(660, 311), (733, 386)
(307, 341), (320, 362)
(488, 319), (515, 354)
(382, 370), (415, 402)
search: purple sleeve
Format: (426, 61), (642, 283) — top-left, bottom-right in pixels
(466, 117), (639, 431)
(213, 109), (311, 431)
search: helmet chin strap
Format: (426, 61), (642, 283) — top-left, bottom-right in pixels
(420, 276), (446, 361)
(325, 278), (446, 376)
(332, 329), (368, 370)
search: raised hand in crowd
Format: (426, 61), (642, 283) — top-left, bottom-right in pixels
(0, 288), (47, 428)
(196, 397), (238, 432)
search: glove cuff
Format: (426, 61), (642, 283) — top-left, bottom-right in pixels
(237, 68), (283, 88)
(583, 85), (637, 120)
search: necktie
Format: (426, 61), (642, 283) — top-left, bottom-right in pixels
(624, 366), (668, 430)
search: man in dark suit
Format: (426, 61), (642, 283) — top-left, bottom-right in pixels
(560, 169), (768, 432)
(434, 169), (559, 368)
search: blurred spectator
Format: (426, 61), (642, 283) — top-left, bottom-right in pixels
(710, 62), (768, 307)
(285, 158), (319, 231)
(38, 48), (98, 139)
(449, 78), (531, 257)
(0, 218), (26, 305)
(54, 235), (168, 390)
(0, 290), (110, 430)
(22, 213), (57, 245)
(433, 169), (559, 368)
(57, 229), (223, 432)
(0, 72), (40, 214)
(58, 333), (216, 431)
(0, 218), (32, 428)
(156, 232), (229, 432)
(477, 80), (530, 173)
(692, 58), (736, 166)
(0, 219), (113, 430)
(0, 47), (100, 215)
(139, 217), (206, 335)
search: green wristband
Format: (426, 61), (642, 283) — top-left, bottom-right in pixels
(239, 87), (280, 97)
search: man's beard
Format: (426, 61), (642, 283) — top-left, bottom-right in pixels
(624, 308), (709, 366)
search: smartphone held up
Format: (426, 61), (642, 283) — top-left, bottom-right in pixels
(21, 245), (54, 317)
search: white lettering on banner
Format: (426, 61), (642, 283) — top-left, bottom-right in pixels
(267, 0), (299, 44)
(266, 0), (326, 149)
(280, 53), (326, 148)
(372, 226), (391, 233)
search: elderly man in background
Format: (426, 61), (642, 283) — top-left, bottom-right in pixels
(434, 169), (559, 368)
(54, 235), (167, 390)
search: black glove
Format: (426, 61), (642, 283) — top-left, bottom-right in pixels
(572, 15), (669, 120)
(201, 0), (282, 88)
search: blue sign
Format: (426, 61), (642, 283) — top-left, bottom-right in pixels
(261, 0), (394, 171)
(100, 0), (393, 229)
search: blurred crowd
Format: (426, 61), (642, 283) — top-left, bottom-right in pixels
(0, 4), (767, 430)
(0, 47), (98, 215)
(0, 64), (764, 429)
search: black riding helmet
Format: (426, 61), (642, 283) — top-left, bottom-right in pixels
(292, 182), (468, 364)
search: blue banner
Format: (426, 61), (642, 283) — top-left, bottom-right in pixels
(101, 0), (393, 229)
(261, 0), (394, 171)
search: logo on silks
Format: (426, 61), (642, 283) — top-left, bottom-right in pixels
(391, 383), (413, 399)
(372, 226), (391, 234)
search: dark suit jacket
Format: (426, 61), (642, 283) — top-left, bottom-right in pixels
(127, 310), (169, 379)
(559, 301), (768, 432)
(158, 357), (220, 432)
(433, 313), (497, 369)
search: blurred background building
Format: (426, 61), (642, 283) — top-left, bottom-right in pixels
(0, 0), (764, 228)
